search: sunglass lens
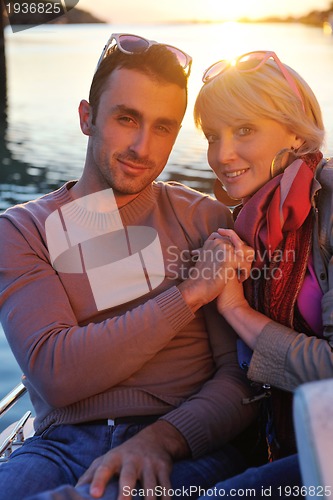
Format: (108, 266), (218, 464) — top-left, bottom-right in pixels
(237, 52), (265, 71)
(203, 61), (229, 82)
(118, 35), (150, 53)
(165, 46), (187, 68)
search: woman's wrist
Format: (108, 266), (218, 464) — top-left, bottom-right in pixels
(221, 302), (270, 350)
(221, 301), (251, 325)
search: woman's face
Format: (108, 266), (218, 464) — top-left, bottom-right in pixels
(204, 115), (299, 201)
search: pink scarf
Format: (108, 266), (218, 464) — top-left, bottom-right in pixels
(234, 151), (322, 330)
(234, 150), (323, 460)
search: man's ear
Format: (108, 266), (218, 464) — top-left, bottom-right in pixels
(78, 99), (94, 136)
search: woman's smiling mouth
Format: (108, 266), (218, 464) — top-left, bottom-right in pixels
(224, 168), (249, 179)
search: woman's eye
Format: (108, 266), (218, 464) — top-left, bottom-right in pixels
(205, 133), (219, 143)
(237, 127), (252, 136)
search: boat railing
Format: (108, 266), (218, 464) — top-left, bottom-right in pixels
(0, 382), (33, 463)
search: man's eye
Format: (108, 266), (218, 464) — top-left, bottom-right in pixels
(156, 125), (170, 134)
(118, 116), (135, 124)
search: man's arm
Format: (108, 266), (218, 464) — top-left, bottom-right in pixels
(0, 215), (241, 410)
(0, 216), (195, 408)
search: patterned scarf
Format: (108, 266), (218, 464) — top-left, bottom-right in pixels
(234, 150), (323, 459)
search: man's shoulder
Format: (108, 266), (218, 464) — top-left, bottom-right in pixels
(156, 180), (228, 210)
(0, 182), (74, 223)
(154, 180), (233, 231)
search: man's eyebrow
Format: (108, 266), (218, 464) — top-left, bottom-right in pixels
(111, 105), (179, 128)
(110, 105), (143, 120)
(156, 117), (180, 129)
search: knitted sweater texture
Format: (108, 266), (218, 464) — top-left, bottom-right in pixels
(0, 180), (256, 457)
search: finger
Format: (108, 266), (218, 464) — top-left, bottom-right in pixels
(117, 462), (140, 500)
(141, 468), (159, 500)
(217, 228), (245, 250)
(89, 463), (118, 499)
(243, 247), (255, 262)
(237, 268), (247, 283)
(156, 469), (172, 500)
(191, 249), (201, 256)
(77, 461), (100, 486)
(207, 231), (221, 241)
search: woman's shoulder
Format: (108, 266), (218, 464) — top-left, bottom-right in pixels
(315, 157), (333, 187)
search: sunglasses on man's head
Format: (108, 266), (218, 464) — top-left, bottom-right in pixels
(95, 33), (192, 76)
(202, 51), (305, 111)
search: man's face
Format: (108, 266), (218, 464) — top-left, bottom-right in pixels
(80, 67), (187, 205)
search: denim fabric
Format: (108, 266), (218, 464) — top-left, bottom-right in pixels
(0, 422), (246, 500)
(200, 454), (303, 499)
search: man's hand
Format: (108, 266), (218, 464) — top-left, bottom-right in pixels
(76, 420), (190, 499)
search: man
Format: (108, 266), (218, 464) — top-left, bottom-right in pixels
(0, 34), (256, 499)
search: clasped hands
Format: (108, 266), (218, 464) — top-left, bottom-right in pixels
(178, 228), (254, 312)
(201, 228), (254, 283)
(190, 227), (254, 299)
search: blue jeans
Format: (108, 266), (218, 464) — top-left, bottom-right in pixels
(0, 421), (246, 499)
(199, 454), (302, 499)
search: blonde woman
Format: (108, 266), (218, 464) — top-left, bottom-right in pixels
(194, 51), (333, 497)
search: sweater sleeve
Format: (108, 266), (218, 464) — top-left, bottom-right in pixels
(0, 216), (194, 408)
(161, 302), (257, 458)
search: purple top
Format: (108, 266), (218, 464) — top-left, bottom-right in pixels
(297, 254), (323, 336)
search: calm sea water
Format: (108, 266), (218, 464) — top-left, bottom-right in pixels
(1, 22), (333, 431)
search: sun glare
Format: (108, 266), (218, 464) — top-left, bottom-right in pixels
(204, 0), (258, 22)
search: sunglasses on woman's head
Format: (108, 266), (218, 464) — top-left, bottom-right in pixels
(202, 51), (305, 111)
(95, 33), (192, 76)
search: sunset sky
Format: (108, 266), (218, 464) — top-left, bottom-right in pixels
(75, 0), (332, 24)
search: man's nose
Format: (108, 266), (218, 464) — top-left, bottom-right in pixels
(129, 129), (151, 158)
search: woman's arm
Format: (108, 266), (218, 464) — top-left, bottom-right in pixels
(217, 253), (333, 392)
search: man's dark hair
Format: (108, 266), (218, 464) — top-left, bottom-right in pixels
(89, 45), (189, 123)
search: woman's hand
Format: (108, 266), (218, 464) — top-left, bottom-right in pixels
(216, 272), (249, 317)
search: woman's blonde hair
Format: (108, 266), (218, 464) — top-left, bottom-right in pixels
(194, 58), (325, 155)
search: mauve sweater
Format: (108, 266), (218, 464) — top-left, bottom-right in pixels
(0, 180), (256, 458)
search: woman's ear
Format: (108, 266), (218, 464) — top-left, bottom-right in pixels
(292, 136), (304, 151)
(78, 99), (94, 136)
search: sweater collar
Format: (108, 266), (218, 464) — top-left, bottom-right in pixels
(56, 180), (158, 226)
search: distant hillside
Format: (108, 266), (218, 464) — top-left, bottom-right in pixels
(3, 6), (105, 26)
(51, 7), (105, 24)
(238, 8), (333, 26)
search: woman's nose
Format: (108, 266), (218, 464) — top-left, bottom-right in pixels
(216, 136), (237, 164)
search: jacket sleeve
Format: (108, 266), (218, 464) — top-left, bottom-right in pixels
(248, 253), (333, 391)
(247, 312), (333, 392)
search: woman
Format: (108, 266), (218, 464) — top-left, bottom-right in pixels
(194, 51), (333, 497)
